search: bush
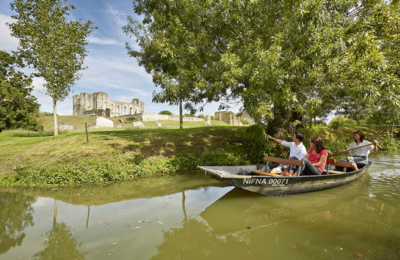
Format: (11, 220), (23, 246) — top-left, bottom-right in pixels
(184, 114), (196, 117)
(40, 112), (56, 116)
(159, 110), (172, 115)
(197, 114), (205, 118)
(236, 124), (275, 163)
(125, 116), (140, 122)
(240, 118), (249, 125)
(211, 116), (215, 120)
(345, 118), (357, 125)
(329, 116), (346, 130)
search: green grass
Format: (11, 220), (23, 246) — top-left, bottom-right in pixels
(0, 123), (248, 185)
(38, 115), (229, 131)
(1, 119), (398, 186)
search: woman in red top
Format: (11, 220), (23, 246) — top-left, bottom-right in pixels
(298, 137), (328, 175)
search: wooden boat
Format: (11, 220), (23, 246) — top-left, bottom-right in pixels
(198, 157), (372, 196)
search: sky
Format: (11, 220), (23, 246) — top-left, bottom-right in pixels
(0, 0), (239, 116)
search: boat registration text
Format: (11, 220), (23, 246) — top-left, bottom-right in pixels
(243, 178), (289, 185)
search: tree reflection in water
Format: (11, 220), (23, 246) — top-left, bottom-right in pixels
(0, 191), (35, 255)
(151, 188), (400, 260)
(32, 200), (87, 260)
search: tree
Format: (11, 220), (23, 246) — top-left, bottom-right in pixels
(338, 1), (400, 121)
(159, 110), (173, 115)
(124, 0), (399, 137)
(0, 51), (41, 132)
(0, 191), (35, 255)
(8, 0), (96, 136)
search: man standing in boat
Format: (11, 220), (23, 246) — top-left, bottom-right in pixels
(341, 131), (379, 170)
(267, 133), (307, 176)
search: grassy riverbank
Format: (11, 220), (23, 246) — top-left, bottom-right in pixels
(1, 117), (399, 186)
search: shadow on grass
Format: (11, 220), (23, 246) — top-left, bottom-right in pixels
(88, 126), (242, 158)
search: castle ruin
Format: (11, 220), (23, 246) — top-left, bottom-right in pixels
(214, 111), (243, 126)
(73, 92), (145, 117)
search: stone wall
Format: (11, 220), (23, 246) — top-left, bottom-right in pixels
(73, 92), (145, 117)
(139, 113), (205, 122)
(214, 111), (243, 126)
(238, 111), (254, 124)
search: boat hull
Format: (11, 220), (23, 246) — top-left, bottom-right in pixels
(198, 162), (372, 196)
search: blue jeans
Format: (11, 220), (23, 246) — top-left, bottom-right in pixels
(300, 158), (322, 175)
(279, 156), (299, 172)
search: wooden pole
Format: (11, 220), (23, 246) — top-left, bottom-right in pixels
(85, 123), (89, 144)
(329, 143), (376, 157)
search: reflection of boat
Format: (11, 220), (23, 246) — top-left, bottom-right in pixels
(200, 188), (341, 236)
(198, 161), (372, 196)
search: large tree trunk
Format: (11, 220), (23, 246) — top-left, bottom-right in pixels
(179, 96), (183, 129)
(267, 106), (302, 155)
(267, 106), (302, 137)
(53, 98), (58, 136)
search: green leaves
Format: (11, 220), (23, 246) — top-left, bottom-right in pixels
(126, 0), (399, 130)
(0, 51), (41, 132)
(7, 0), (96, 136)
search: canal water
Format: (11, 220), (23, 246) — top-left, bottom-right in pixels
(0, 152), (399, 259)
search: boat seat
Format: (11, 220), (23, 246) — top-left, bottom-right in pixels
(323, 159), (354, 174)
(322, 169), (345, 174)
(251, 170), (280, 177)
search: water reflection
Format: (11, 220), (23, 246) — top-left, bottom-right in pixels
(0, 153), (399, 260)
(0, 191), (35, 255)
(32, 200), (87, 260)
(32, 222), (87, 260)
(153, 185), (400, 259)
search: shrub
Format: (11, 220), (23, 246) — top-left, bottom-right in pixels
(211, 116), (215, 120)
(125, 116), (140, 122)
(159, 110), (172, 115)
(197, 114), (205, 118)
(345, 118), (357, 125)
(184, 114), (196, 117)
(329, 116), (346, 130)
(240, 119), (249, 125)
(236, 124), (275, 163)
(40, 112), (57, 116)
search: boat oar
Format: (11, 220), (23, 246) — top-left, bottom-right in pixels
(328, 143), (376, 157)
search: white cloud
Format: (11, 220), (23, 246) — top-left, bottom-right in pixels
(30, 77), (73, 115)
(130, 88), (151, 96)
(83, 56), (153, 82)
(0, 14), (19, 52)
(105, 5), (128, 27)
(81, 72), (101, 79)
(115, 95), (134, 103)
(32, 77), (46, 92)
(104, 7), (126, 16)
(88, 36), (120, 45)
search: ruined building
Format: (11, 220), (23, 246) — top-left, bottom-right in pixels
(214, 111), (243, 126)
(73, 92), (145, 117)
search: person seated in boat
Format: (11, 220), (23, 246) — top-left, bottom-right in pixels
(297, 137), (328, 176)
(267, 132), (307, 176)
(340, 131), (378, 171)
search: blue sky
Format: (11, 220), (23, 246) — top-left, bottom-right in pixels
(0, 0), (236, 116)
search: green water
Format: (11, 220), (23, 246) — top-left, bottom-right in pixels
(0, 152), (399, 259)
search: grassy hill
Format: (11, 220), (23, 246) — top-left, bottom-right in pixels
(1, 119), (398, 186)
(38, 115), (230, 131)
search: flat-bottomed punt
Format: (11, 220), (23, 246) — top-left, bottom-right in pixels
(198, 157), (372, 196)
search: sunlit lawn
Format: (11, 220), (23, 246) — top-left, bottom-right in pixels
(1, 116), (397, 178)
